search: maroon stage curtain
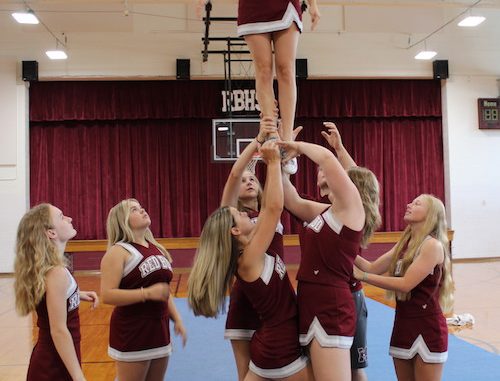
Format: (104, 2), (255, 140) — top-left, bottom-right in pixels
(29, 80), (444, 239)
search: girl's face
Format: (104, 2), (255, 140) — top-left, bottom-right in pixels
(128, 200), (151, 230)
(48, 205), (77, 242)
(404, 196), (429, 224)
(229, 207), (254, 236)
(238, 171), (259, 201)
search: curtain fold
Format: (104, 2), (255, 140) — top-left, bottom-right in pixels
(30, 80), (444, 239)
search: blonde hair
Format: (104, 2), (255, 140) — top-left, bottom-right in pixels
(106, 198), (172, 262)
(14, 204), (65, 316)
(347, 167), (381, 248)
(387, 195), (454, 314)
(188, 207), (239, 317)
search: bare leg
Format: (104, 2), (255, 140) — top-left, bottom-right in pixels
(352, 368), (368, 381)
(244, 363), (313, 381)
(244, 33), (276, 124)
(393, 358), (415, 381)
(309, 339), (351, 381)
(231, 340), (252, 381)
(244, 369), (266, 381)
(414, 355), (444, 381)
(282, 363), (315, 381)
(273, 25), (300, 142)
(145, 357), (169, 381)
(116, 360), (149, 381)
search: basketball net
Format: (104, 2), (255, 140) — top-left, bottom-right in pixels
(246, 154), (260, 174)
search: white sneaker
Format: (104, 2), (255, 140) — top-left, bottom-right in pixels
(282, 157), (298, 175)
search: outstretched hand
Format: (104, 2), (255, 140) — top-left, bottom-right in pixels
(353, 266), (364, 281)
(276, 141), (301, 162)
(259, 139), (281, 164)
(80, 290), (99, 309)
(258, 116), (278, 143)
(321, 122), (343, 151)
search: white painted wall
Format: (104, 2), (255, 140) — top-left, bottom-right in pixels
(442, 76), (500, 259)
(0, 59), (29, 273)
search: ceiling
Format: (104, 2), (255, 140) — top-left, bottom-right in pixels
(1, 0), (500, 79)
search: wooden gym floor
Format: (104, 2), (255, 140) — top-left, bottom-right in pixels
(0, 260), (499, 380)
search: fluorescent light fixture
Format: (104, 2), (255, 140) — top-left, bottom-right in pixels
(12, 11), (39, 24)
(217, 126), (229, 131)
(458, 16), (485, 27)
(46, 50), (68, 60)
(415, 51), (437, 60)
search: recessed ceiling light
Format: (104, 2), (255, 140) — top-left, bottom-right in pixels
(415, 51), (437, 60)
(12, 11), (39, 24)
(458, 16), (485, 27)
(46, 50), (68, 60)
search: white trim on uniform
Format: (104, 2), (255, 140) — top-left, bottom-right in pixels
(300, 316), (354, 348)
(224, 329), (256, 340)
(64, 268), (78, 298)
(249, 355), (309, 379)
(260, 253), (275, 285)
(322, 209), (343, 234)
(116, 242), (144, 278)
(390, 334), (448, 363)
(108, 343), (172, 362)
(275, 221), (284, 235)
(237, 2), (303, 36)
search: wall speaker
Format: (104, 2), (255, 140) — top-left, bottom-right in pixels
(433, 60), (449, 80)
(176, 59), (190, 80)
(296, 58), (308, 79)
(22, 60), (38, 82)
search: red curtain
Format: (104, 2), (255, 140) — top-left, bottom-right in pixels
(29, 80), (444, 239)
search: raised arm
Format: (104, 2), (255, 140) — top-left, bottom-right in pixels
(279, 140), (364, 229)
(46, 267), (86, 381)
(321, 122), (357, 170)
(282, 173), (328, 223)
(239, 141), (282, 274)
(220, 117), (277, 207)
(354, 239), (444, 293)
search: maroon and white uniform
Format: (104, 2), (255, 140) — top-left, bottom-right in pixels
(27, 268), (81, 381)
(225, 209), (284, 341)
(237, 0), (303, 36)
(108, 242), (173, 362)
(237, 250), (308, 379)
(389, 237), (448, 363)
(297, 207), (362, 348)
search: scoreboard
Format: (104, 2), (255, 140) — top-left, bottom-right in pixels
(478, 98), (500, 129)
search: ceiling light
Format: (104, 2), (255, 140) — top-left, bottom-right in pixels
(46, 50), (68, 60)
(458, 16), (485, 27)
(217, 126), (229, 131)
(12, 10), (39, 24)
(415, 51), (437, 60)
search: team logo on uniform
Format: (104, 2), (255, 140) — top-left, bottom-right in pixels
(307, 215), (324, 233)
(68, 290), (80, 312)
(357, 347), (368, 363)
(139, 255), (172, 278)
(274, 255), (286, 280)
